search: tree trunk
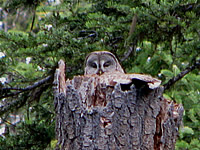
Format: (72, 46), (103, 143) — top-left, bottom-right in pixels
(53, 60), (183, 150)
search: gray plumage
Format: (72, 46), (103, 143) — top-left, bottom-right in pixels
(84, 51), (124, 75)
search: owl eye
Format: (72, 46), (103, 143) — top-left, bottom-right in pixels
(90, 62), (97, 68)
(103, 61), (111, 67)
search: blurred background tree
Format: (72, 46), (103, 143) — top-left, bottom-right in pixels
(0, 0), (199, 149)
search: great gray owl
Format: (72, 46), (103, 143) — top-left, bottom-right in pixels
(84, 51), (124, 75)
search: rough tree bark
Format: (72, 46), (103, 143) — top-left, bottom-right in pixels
(53, 60), (183, 150)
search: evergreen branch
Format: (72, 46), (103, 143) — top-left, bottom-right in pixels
(0, 75), (53, 116)
(0, 83), (51, 116)
(0, 75), (53, 99)
(120, 46), (134, 62)
(0, 117), (16, 127)
(2, 87), (24, 91)
(121, 14), (138, 62)
(164, 59), (200, 90)
(129, 14), (137, 37)
(30, 7), (36, 31)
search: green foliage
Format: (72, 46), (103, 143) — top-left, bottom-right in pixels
(0, 121), (54, 150)
(0, 0), (199, 149)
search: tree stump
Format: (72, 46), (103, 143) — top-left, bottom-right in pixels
(53, 60), (183, 150)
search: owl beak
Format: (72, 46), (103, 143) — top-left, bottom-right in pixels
(97, 69), (103, 75)
(99, 70), (103, 75)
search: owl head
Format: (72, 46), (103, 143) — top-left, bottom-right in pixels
(84, 51), (124, 75)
